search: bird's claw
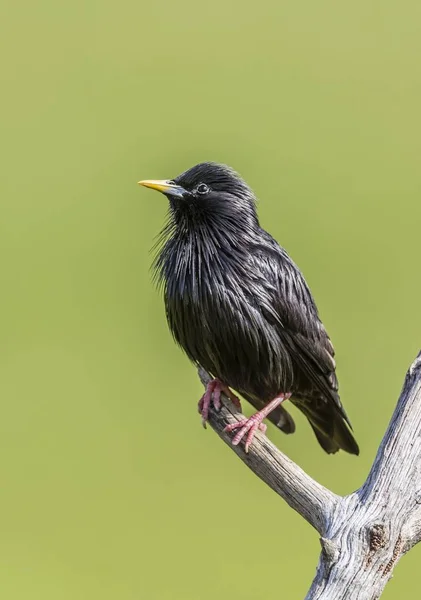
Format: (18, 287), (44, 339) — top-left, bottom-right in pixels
(198, 380), (220, 428)
(198, 380), (242, 427)
(224, 416), (267, 453)
(224, 394), (290, 451)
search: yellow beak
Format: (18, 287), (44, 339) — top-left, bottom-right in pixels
(138, 179), (186, 198)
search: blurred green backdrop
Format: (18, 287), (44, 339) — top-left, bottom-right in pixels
(2, 0), (421, 598)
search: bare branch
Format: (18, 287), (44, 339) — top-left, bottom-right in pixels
(198, 352), (421, 600)
(198, 367), (339, 535)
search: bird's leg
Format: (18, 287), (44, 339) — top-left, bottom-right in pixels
(224, 393), (292, 453)
(198, 379), (242, 427)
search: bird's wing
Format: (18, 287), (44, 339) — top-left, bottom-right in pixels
(251, 233), (350, 423)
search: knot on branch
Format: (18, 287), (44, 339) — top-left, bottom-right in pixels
(369, 524), (388, 553)
(320, 537), (339, 564)
(366, 524), (388, 567)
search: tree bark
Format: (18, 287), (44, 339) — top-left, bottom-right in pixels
(198, 351), (421, 599)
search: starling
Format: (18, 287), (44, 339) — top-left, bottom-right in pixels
(139, 163), (359, 455)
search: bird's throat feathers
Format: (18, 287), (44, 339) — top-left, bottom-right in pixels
(152, 206), (259, 298)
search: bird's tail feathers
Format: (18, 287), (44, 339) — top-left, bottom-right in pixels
(267, 404), (296, 434)
(294, 397), (359, 456)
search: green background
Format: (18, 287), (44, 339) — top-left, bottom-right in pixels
(2, 0), (421, 598)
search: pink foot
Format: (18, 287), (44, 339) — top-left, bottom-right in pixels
(198, 380), (242, 427)
(224, 393), (291, 452)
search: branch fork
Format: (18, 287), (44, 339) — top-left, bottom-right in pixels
(198, 351), (421, 599)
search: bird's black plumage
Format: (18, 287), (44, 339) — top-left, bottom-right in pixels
(143, 162), (359, 455)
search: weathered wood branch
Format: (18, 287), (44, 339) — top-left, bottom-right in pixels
(198, 368), (339, 534)
(198, 351), (421, 600)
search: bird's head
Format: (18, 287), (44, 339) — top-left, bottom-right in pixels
(138, 162), (259, 230)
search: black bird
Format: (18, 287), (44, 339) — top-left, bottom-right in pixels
(139, 163), (359, 455)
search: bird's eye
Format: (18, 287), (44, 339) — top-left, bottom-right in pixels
(196, 183), (210, 195)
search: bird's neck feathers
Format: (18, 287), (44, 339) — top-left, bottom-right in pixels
(152, 206), (259, 294)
